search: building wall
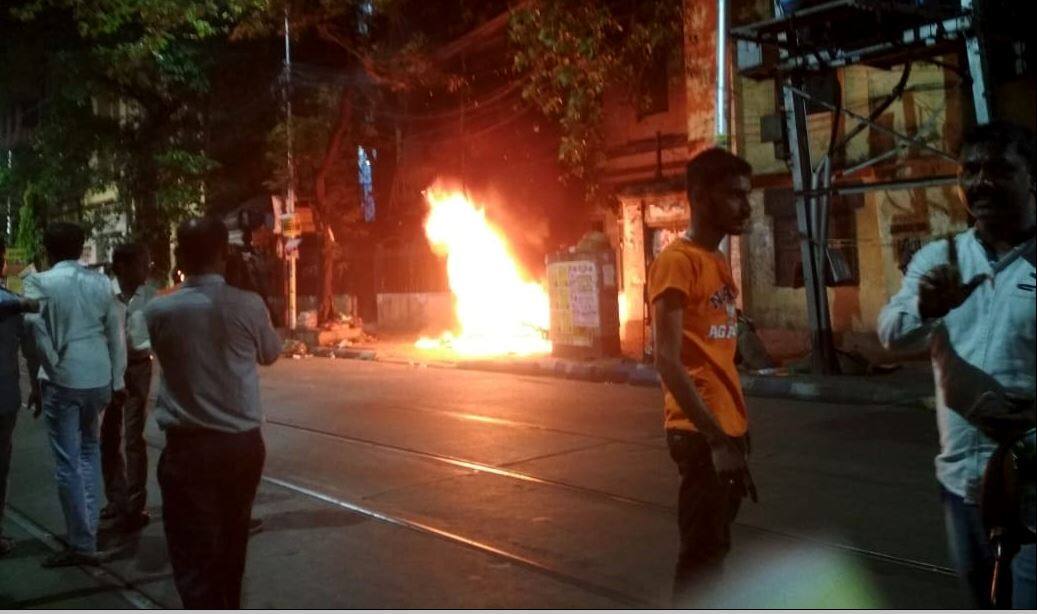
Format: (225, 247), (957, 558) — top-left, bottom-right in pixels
(603, 0), (722, 355)
(735, 56), (968, 348)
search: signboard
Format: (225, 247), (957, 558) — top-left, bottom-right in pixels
(547, 259), (600, 348)
(280, 207), (316, 239)
(644, 198), (690, 226)
(3, 247), (31, 294)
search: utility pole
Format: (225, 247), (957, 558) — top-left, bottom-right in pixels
(715, 0), (732, 260)
(283, 7), (298, 331)
(5, 149), (12, 238)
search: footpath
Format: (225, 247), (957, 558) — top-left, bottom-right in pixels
(285, 336), (936, 407)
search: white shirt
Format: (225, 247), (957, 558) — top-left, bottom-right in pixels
(878, 229), (1036, 502)
(145, 274), (282, 434)
(114, 281), (156, 353)
(23, 260), (127, 391)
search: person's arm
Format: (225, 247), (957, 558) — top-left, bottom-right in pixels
(18, 315), (43, 416)
(21, 274), (59, 381)
(654, 290), (746, 474)
(878, 242), (942, 353)
(0, 295), (38, 316)
(249, 294), (282, 366)
(878, 238), (987, 353)
(104, 293), (127, 392)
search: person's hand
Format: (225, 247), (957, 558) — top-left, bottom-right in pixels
(19, 297), (40, 313)
(111, 388), (127, 407)
(918, 264), (987, 319)
(27, 388), (42, 419)
(708, 434), (747, 475)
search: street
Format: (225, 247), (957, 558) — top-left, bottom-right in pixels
(2, 358), (963, 608)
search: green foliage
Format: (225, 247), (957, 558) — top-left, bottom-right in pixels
(15, 188), (43, 263)
(509, 0), (682, 197)
(3, 0), (264, 273)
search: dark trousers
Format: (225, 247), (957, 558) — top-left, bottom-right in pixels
(667, 429), (743, 607)
(101, 357), (152, 517)
(0, 411), (15, 536)
(158, 428), (265, 609)
(941, 486), (1036, 609)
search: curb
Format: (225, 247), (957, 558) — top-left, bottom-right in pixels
(286, 347), (931, 405)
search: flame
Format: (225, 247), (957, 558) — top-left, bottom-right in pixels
(416, 185), (551, 357)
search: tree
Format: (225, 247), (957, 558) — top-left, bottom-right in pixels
(1, 0), (263, 276)
(508, 0), (682, 199)
(242, 0), (512, 324)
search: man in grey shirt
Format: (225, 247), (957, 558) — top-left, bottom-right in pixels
(23, 223), (127, 567)
(145, 216), (280, 608)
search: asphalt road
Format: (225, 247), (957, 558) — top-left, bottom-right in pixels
(1, 357), (966, 608)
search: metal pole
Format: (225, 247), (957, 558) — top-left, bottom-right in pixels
(783, 78), (839, 374)
(717, 0), (732, 259)
(5, 149), (12, 238)
(716, 0), (729, 148)
(284, 8), (298, 331)
(961, 0), (991, 123)
(774, 0), (838, 374)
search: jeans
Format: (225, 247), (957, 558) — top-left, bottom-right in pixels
(159, 427), (265, 609)
(667, 429), (744, 607)
(942, 486), (1036, 609)
(101, 358), (152, 517)
(0, 411), (16, 537)
(42, 383), (110, 554)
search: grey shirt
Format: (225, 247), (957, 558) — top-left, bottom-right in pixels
(23, 261), (126, 391)
(145, 274), (281, 434)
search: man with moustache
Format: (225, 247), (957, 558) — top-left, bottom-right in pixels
(648, 148), (757, 605)
(879, 121), (1035, 608)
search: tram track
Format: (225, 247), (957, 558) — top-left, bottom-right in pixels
(264, 387), (663, 450)
(134, 436), (652, 607)
(264, 417), (959, 579)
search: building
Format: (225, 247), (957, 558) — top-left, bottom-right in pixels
(608, 0), (1034, 364)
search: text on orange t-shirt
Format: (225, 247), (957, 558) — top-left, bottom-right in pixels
(647, 238), (748, 437)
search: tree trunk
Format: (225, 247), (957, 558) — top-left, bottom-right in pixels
(318, 226), (336, 323)
(312, 88), (353, 325)
(133, 144), (169, 284)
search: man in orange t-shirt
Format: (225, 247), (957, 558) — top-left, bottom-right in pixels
(648, 148), (755, 605)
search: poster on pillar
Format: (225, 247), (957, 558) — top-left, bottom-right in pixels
(547, 260), (599, 348)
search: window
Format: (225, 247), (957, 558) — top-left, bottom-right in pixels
(764, 187), (861, 288)
(637, 54), (669, 118)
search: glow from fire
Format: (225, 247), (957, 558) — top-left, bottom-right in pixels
(416, 185), (551, 357)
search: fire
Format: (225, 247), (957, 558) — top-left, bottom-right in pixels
(416, 185), (551, 357)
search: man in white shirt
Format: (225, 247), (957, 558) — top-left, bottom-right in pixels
(878, 121), (1035, 608)
(100, 243), (156, 534)
(146, 217), (280, 608)
(23, 222), (126, 567)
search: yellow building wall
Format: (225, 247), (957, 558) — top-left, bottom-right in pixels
(736, 59), (968, 339)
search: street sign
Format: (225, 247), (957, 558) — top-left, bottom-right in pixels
(282, 213), (300, 238)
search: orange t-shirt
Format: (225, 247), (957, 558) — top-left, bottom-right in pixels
(647, 238), (748, 437)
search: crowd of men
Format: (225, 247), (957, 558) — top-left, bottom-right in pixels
(0, 218), (280, 608)
(0, 119), (1033, 610)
